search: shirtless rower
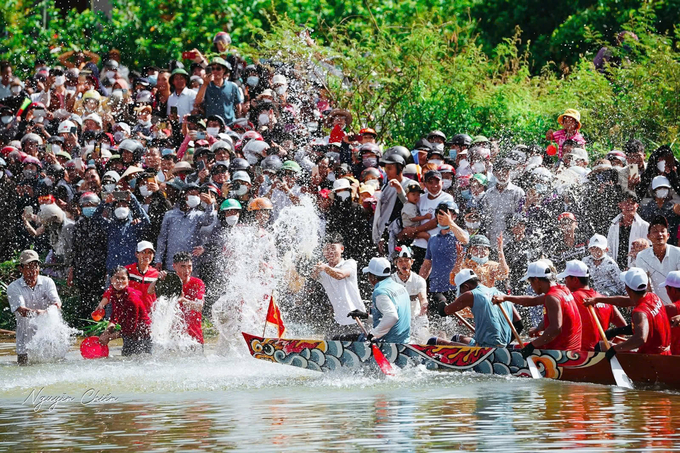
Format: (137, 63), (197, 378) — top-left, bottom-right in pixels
(557, 260), (627, 351)
(584, 267), (672, 357)
(493, 260), (582, 357)
(432, 269), (522, 347)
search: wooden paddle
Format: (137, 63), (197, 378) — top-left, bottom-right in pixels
(353, 317), (395, 376)
(588, 305), (634, 389)
(498, 303), (542, 379)
(453, 312), (475, 333)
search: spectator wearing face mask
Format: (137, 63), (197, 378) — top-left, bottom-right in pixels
(639, 176), (680, 246)
(69, 192), (108, 320)
(155, 183), (216, 270)
(93, 189), (151, 273)
(480, 159), (525, 247)
(326, 177), (376, 275)
(451, 234), (509, 291)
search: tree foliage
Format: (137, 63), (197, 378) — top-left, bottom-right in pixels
(0, 0), (678, 153)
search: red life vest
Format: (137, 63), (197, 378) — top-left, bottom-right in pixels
(633, 293), (671, 355)
(668, 302), (680, 356)
(543, 284), (582, 351)
(125, 263), (158, 312)
(572, 287), (613, 351)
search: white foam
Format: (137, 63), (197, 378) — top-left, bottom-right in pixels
(25, 306), (79, 363)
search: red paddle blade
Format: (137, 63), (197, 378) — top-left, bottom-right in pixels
(371, 344), (395, 376)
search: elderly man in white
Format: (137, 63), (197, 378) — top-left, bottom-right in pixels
(7, 250), (62, 365)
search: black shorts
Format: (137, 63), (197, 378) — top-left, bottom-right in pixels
(121, 334), (153, 356)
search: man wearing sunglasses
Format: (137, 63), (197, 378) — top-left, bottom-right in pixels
(194, 57), (243, 125)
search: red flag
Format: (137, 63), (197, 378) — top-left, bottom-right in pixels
(265, 295), (286, 338)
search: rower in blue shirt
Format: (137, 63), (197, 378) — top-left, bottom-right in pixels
(432, 269), (523, 347)
(361, 257), (412, 344)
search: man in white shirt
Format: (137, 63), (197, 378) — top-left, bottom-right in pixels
(480, 159), (525, 246)
(7, 250), (62, 365)
(311, 233), (364, 338)
(391, 246), (430, 343)
(634, 215), (680, 305)
(404, 170), (454, 272)
(166, 68), (196, 122)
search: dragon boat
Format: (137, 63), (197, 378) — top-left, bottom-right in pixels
(242, 332), (680, 389)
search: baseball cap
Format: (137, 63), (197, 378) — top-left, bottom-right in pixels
(332, 178), (351, 192)
(395, 245), (413, 258)
(588, 234), (608, 250)
(362, 257), (391, 277)
(652, 175), (671, 190)
(520, 261), (553, 281)
(19, 249), (40, 265)
(558, 212), (576, 222)
(660, 270), (680, 288)
(469, 234), (491, 248)
(620, 267), (648, 291)
(556, 260), (590, 279)
(137, 241), (155, 253)
(405, 181), (424, 194)
(454, 269), (478, 291)
(424, 170), (442, 181)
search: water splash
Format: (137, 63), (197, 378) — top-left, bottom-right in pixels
(150, 296), (200, 354)
(211, 196), (322, 351)
(25, 306), (79, 363)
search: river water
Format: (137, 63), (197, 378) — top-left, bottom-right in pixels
(1, 340), (679, 452)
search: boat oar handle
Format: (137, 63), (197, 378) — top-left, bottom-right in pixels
(353, 316), (370, 337)
(453, 312), (475, 333)
(498, 303), (524, 347)
(588, 305), (611, 350)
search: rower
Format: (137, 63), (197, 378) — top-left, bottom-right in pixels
(493, 260), (582, 357)
(358, 257), (411, 343)
(660, 271), (680, 355)
(434, 269), (522, 347)
(584, 267), (671, 356)
(557, 260), (627, 351)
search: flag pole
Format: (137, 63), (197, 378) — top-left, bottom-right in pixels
(262, 294), (269, 338)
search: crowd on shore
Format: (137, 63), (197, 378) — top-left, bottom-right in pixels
(2, 30), (679, 363)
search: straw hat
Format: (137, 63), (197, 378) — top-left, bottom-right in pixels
(557, 109), (581, 129)
(328, 109), (353, 126)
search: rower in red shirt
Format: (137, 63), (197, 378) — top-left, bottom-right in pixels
(98, 266), (152, 356)
(585, 267), (672, 356)
(493, 260), (582, 357)
(151, 251), (205, 347)
(557, 260), (627, 351)
(659, 271), (680, 355)
(126, 241), (159, 312)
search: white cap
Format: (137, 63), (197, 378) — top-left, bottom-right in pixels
(520, 261), (553, 281)
(652, 175), (671, 190)
(332, 178), (351, 192)
(103, 170), (121, 182)
(620, 267), (648, 291)
(83, 113), (102, 127)
(588, 234), (608, 250)
(232, 171), (251, 183)
(58, 120), (76, 134)
(116, 122), (131, 134)
(567, 148), (589, 162)
(272, 74), (287, 86)
(362, 257), (391, 277)
(137, 241), (155, 252)
(660, 270), (680, 288)
(454, 269), (478, 290)
(557, 260), (590, 279)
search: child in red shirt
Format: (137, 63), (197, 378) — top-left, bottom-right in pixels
(99, 266), (152, 356)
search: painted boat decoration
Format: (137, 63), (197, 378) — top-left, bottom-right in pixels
(242, 332), (680, 389)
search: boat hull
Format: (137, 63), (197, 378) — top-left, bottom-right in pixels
(242, 332), (680, 389)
